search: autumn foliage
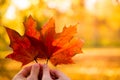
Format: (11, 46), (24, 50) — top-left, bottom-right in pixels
(5, 16), (84, 66)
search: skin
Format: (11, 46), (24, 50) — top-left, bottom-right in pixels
(12, 63), (70, 80)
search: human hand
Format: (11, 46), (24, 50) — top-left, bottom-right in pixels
(12, 63), (70, 80)
(41, 64), (70, 80)
(50, 69), (70, 80)
(12, 63), (40, 80)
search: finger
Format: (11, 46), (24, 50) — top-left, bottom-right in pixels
(30, 63), (40, 76)
(42, 64), (52, 80)
(50, 70), (59, 79)
(51, 70), (70, 80)
(12, 66), (32, 80)
(18, 66), (32, 77)
(27, 63), (40, 80)
(51, 70), (63, 77)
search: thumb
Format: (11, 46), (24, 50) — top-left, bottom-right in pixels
(12, 66), (31, 80)
(42, 64), (52, 80)
(27, 63), (40, 80)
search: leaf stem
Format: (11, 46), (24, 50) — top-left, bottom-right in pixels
(46, 59), (49, 64)
(34, 58), (38, 63)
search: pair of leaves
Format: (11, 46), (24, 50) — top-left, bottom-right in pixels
(5, 16), (84, 66)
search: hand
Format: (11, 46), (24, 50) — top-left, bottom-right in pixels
(12, 63), (40, 80)
(42, 64), (70, 80)
(50, 69), (70, 80)
(12, 63), (70, 80)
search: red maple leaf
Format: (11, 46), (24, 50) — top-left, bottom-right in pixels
(5, 16), (84, 66)
(5, 27), (41, 66)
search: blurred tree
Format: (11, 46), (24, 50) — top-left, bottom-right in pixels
(0, 0), (120, 51)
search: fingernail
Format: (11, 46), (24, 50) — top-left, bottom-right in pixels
(33, 63), (39, 68)
(43, 64), (47, 68)
(43, 64), (48, 68)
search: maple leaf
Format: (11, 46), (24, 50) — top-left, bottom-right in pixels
(5, 16), (84, 66)
(50, 38), (84, 65)
(24, 16), (58, 59)
(5, 27), (41, 65)
(24, 15), (40, 40)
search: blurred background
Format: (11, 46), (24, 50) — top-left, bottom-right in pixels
(0, 0), (120, 80)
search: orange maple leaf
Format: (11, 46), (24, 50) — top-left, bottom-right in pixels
(5, 16), (84, 66)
